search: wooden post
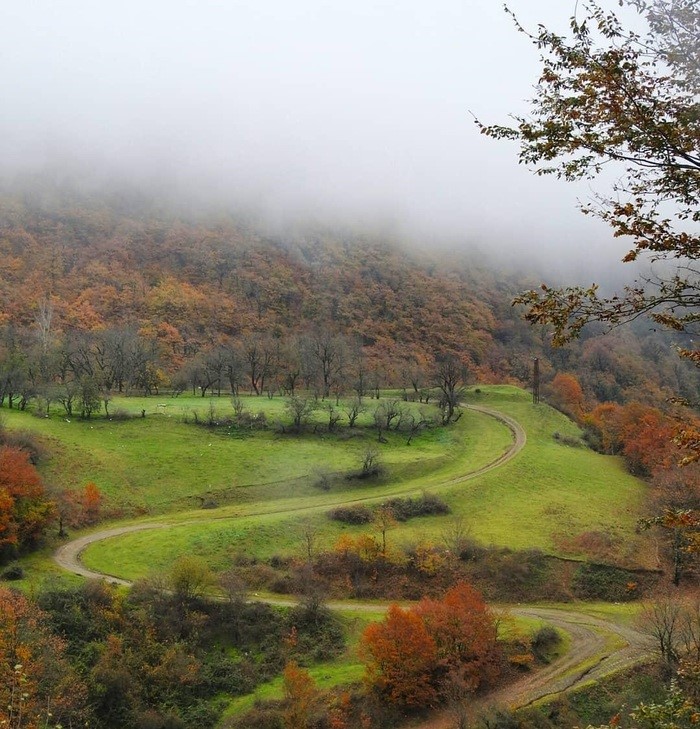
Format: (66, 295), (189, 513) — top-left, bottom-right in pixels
(533, 358), (540, 404)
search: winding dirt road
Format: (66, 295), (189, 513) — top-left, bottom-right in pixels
(54, 523), (171, 584)
(53, 405), (653, 721)
(55, 404), (525, 581)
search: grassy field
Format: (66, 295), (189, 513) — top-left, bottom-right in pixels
(448, 387), (650, 563)
(2, 393), (506, 514)
(221, 608), (379, 719)
(1, 385), (653, 577)
(74, 385), (654, 582)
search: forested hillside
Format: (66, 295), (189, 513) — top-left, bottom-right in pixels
(0, 187), (697, 409)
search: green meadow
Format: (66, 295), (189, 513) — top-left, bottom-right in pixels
(1, 393), (509, 514)
(1, 386), (652, 579)
(65, 386), (654, 581)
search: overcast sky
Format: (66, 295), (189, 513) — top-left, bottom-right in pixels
(1, 0), (638, 274)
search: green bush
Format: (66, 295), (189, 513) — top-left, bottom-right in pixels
(531, 625), (561, 663)
(0, 562), (24, 580)
(384, 493), (450, 521)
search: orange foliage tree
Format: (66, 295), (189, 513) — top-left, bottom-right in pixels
(53, 481), (104, 536)
(283, 660), (318, 729)
(81, 481), (103, 524)
(415, 582), (501, 697)
(619, 405), (676, 476)
(359, 603), (438, 709)
(360, 583), (500, 710)
(584, 403), (625, 455)
(549, 372), (585, 417)
(584, 402), (678, 475)
(0, 446), (54, 555)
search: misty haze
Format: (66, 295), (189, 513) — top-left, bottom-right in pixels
(1, 0), (639, 275)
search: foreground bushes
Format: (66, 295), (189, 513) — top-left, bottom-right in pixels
(359, 582), (502, 710)
(30, 577), (345, 729)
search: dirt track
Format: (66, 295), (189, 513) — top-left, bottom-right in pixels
(53, 406), (653, 722)
(54, 404), (525, 581)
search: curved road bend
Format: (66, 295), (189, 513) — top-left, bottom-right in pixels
(55, 404), (525, 582)
(410, 606), (652, 729)
(52, 406), (653, 718)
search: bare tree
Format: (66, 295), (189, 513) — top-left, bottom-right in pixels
(35, 296), (54, 355)
(240, 334), (277, 396)
(639, 599), (684, 668)
(375, 505), (397, 557)
(326, 404), (341, 432)
(435, 356), (466, 424)
(344, 396), (365, 428)
(278, 335), (303, 396)
(302, 330), (347, 400)
(224, 345), (244, 396)
(285, 396), (316, 433)
(361, 447), (381, 476)
(231, 395), (247, 421)
(441, 516), (473, 559)
(219, 568), (248, 606)
(299, 520), (320, 563)
(405, 409), (432, 445)
(375, 398), (403, 431)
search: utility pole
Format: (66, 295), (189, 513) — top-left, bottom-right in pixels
(532, 357), (540, 404)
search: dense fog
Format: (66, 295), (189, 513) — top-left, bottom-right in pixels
(1, 0), (643, 276)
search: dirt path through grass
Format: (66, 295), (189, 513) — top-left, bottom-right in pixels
(446, 405), (526, 484)
(54, 404), (525, 581)
(52, 407), (657, 719)
(54, 523), (172, 584)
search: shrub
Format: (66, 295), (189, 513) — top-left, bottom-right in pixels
(287, 605), (345, 662)
(571, 563), (639, 601)
(269, 574), (295, 594)
(269, 554), (292, 569)
(553, 431), (584, 448)
(531, 625), (561, 663)
(328, 504), (373, 524)
(464, 548), (562, 602)
(221, 704), (284, 729)
(554, 530), (618, 561)
(1, 562), (24, 581)
(0, 429), (49, 464)
(313, 468), (332, 491)
(384, 493), (450, 521)
(344, 447), (383, 480)
(236, 563), (279, 590)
